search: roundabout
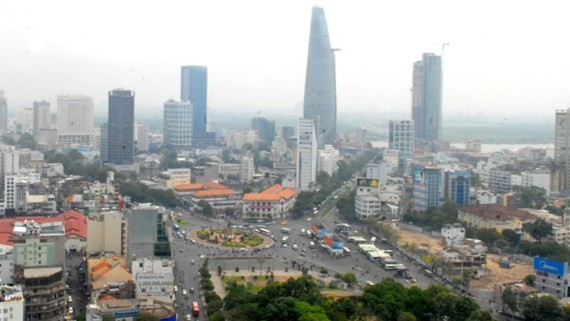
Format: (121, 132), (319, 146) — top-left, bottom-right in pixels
(188, 227), (273, 250)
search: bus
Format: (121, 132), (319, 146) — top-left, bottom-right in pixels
(281, 228), (291, 234)
(259, 228), (271, 235)
(192, 301), (200, 317)
(385, 264), (399, 271)
(342, 247), (351, 256)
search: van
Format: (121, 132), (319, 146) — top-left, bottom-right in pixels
(424, 269), (433, 278)
(366, 280), (375, 286)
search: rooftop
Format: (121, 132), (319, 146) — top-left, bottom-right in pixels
(460, 205), (537, 221)
(24, 266), (62, 278)
(242, 184), (297, 202)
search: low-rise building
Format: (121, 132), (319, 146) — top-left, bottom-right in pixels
(242, 184), (297, 220)
(458, 204), (537, 232)
(0, 284), (24, 321)
(87, 211), (126, 255)
(155, 168), (191, 189)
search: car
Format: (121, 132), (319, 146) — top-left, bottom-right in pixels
(182, 289), (187, 296)
(68, 296), (73, 303)
(179, 249), (183, 253)
(190, 287), (195, 293)
(306, 218), (312, 222)
(365, 280), (375, 286)
(191, 260), (195, 265)
(199, 254), (205, 259)
(300, 252), (306, 257)
(174, 285), (178, 292)
(280, 221), (288, 225)
(68, 307), (74, 315)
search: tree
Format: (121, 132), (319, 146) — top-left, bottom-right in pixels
(523, 219), (553, 243)
(502, 229), (522, 247)
(476, 228), (501, 247)
(523, 294), (563, 321)
(398, 312), (416, 321)
(197, 200), (214, 216)
(136, 313), (160, 321)
(18, 132), (36, 149)
(514, 186), (547, 209)
(523, 274), (535, 287)
(502, 286), (518, 315)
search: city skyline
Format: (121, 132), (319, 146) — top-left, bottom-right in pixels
(1, 1), (570, 119)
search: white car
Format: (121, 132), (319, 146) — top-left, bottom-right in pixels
(68, 307), (74, 315)
(174, 285), (178, 293)
(182, 289), (188, 296)
(306, 218), (312, 222)
(68, 296), (73, 303)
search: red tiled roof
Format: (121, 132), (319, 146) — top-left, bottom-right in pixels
(192, 189), (233, 198)
(175, 183), (204, 191)
(175, 181), (229, 192)
(0, 210), (87, 246)
(461, 205), (537, 221)
(242, 184), (297, 202)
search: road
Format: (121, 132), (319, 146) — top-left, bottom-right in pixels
(169, 206), (440, 321)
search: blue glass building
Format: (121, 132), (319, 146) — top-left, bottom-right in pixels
(181, 65), (208, 146)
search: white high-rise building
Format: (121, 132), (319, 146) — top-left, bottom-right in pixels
(15, 108), (33, 134)
(57, 95), (94, 145)
(240, 155), (255, 183)
(226, 129), (258, 150)
(163, 99), (193, 150)
(135, 122), (149, 152)
(0, 148), (19, 215)
(388, 120), (414, 168)
(296, 118), (318, 191)
(318, 145), (339, 176)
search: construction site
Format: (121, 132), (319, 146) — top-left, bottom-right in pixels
(397, 228), (533, 291)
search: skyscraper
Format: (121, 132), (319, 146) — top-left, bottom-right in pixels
(0, 91), (7, 131)
(555, 109), (570, 193)
(33, 100), (51, 134)
(388, 120), (415, 168)
(163, 99), (193, 150)
(251, 116), (276, 143)
(412, 166), (442, 211)
(57, 95), (94, 145)
(296, 118), (318, 191)
(135, 122), (149, 153)
(106, 89), (135, 165)
(181, 65), (208, 146)
(303, 6), (337, 148)
(411, 53), (442, 143)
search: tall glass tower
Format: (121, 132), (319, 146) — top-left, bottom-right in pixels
(181, 65), (208, 146)
(411, 53), (442, 143)
(303, 6), (337, 148)
(106, 89), (135, 165)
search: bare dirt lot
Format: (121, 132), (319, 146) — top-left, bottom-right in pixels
(397, 228), (533, 291)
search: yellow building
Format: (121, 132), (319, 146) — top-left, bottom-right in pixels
(458, 204), (537, 232)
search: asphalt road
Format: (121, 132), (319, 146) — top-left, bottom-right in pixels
(169, 205), (441, 321)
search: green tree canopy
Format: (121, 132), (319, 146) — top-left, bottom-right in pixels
(523, 218), (553, 243)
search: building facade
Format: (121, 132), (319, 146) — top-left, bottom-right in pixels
(57, 95), (94, 145)
(87, 211), (126, 256)
(412, 166), (442, 211)
(488, 168), (512, 194)
(296, 118), (318, 191)
(411, 53), (442, 143)
(242, 184), (297, 220)
(251, 117), (275, 143)
(181, 65), (208, 146)
(444, 170), (471, 206)
(0, 91), (7, 131)
(303, 6), (337, 148)
(318, 145), (339, 176)
(388, 120), (414, 168)
(134, 122), (149, 153)
(163, 99), (193, 150)
(126, 208), (170, 266)
(106, 89), (135, 165)
(33, 100), (51, 135)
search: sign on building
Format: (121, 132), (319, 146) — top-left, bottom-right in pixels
(534, 257), (567, 277)
(136, 273), (174, 294)
(356, 178), (379, 187)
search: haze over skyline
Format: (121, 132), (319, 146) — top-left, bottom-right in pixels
(1, 0), (569, 120)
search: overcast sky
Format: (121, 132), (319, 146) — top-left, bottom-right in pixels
(1, 0), (569, 120)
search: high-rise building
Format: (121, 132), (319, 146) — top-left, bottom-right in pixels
(0, 91), (7, 131)
(444, 170), (471, 206)
(296, 118), (318, 191)
(181, 65), (208, 146)
(126, 208), (170, 266)
(105, 89), (135, 165)
(32, 100), (50, 135)
(303, 6), (337, 148)
(15, 108), (33, 134)
(318, 144), (339, 176)
(57, 95), (94, 145)
(163, 99), (193, 150)
(251, 117), (276, 143)
(388, 120), (415, 168)
(555, 109), (570, 193)
(0, 147), (19, 215)
(411, 53), (442, 143)
(135, 122), (149, 153)
(413, 166), (442, 211)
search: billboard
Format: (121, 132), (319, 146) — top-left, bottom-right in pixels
(136, 273), (175, 294)
(534, 257), (567, 277)
(356, 178), (379, 187)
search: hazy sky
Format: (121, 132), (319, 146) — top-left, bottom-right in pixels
(1, 0), (569, 119)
